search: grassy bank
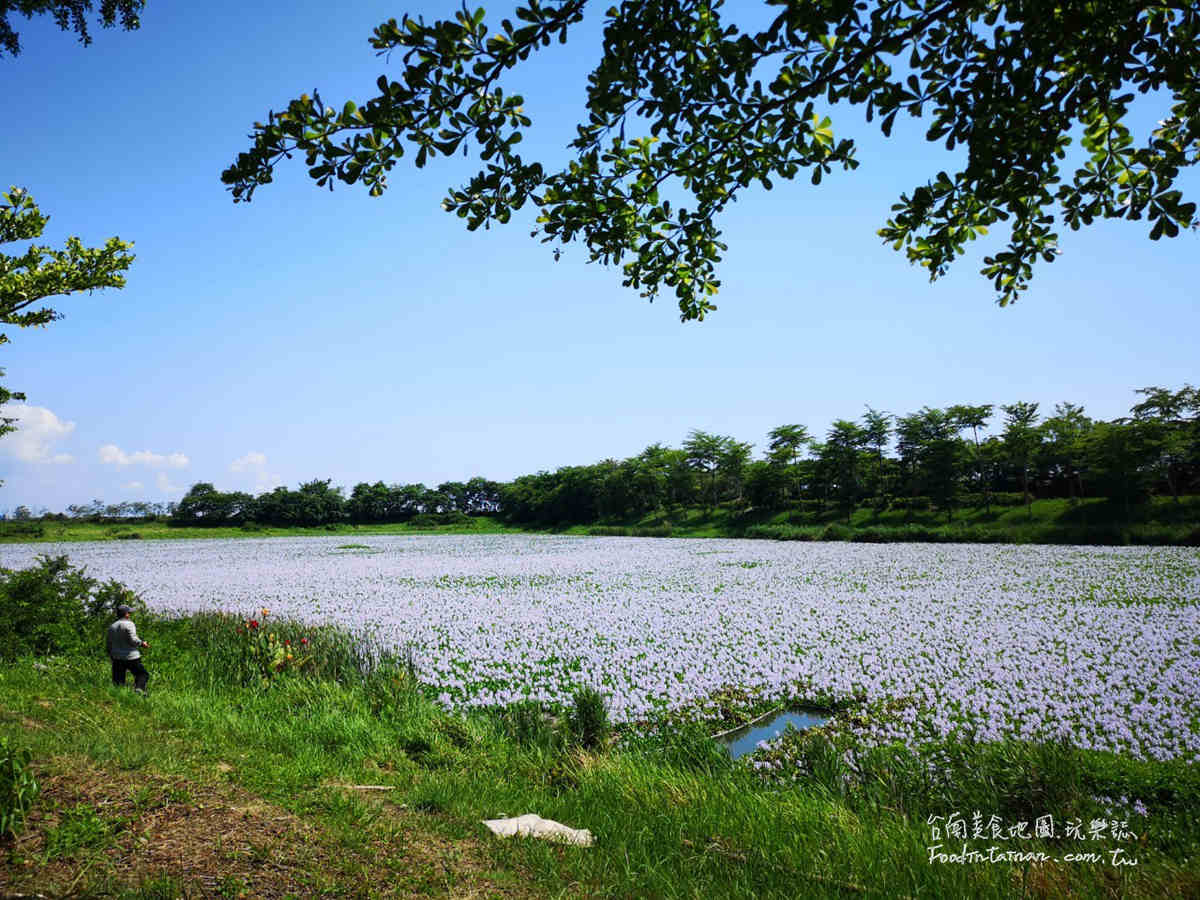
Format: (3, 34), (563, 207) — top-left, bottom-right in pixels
(0, 517), (522, 544)
(3, 496), (1199, 546)
(2, 610), (1197, 898)
(573, 496), (1200, 545)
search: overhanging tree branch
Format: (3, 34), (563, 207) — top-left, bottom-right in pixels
(223, 0), (1200, 321)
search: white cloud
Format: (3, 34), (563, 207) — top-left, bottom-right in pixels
(155, 472), (180, 494)
(230, 451), (267, 472)
(228, 450), (280, 492)
(99, 444), (189, 468)
(0, 404), (75, 464)
(121, 481), (144, 491)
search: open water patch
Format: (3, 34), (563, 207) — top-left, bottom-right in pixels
(716, 708), (830, 759)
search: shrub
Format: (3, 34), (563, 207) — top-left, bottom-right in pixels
(849, 527), (890, 543)
(0, 555), (145, 660)
(744, 524), (817, 541)
(409, 511), (471, 528)
(632, 525), (673, 537)
(0, 521), (44, 539)
(946, 525), (1008, 544)
(587, 525), (630, 537)
(88, 578), (149, 621)
(568, 687), (611, 751)
(497, 700), (559, 749)
(588, 525), (673, 537)
(1127, 524), (1195, 546)
(819, 523), (853, 542)
(889, 496), (932, 511)
(0, 738), (39, 839)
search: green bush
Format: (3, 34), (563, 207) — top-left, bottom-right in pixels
(849, 527), (891, 543)
(632, 524), (673, 537)
(409, 511), (471, 528)
(568, 687), (611, 751)
(1127, 524), (1198, 546)
(957, 492), (1025, 508)
(890, 496), (933, 511)
(744, 524), (818, 541)
(0, 737), (39, 838)
(88, 578), (149, 621)
(587, 525), (630, 536)
(0, 520), (44, 539)
(0, 555), (145, 660)
(588, 525), (673, 537)
(819, 523), (853, 541)
(785, 500), (827, 522)
(496, 700), (559, 749)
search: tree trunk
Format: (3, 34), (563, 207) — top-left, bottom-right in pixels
(1022, 467), (1032, 521)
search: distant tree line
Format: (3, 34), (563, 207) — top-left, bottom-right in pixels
(30, 384), (1199, 530)
(5, 500), (176, 522)
(496, 384), (1200, 526)
(168, 478), (503, 528)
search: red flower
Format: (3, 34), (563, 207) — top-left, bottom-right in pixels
(284, 639), (291, 646)
(249, 620), (259, 629)
(300, 638), (308, 646)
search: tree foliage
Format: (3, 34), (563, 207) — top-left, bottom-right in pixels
(0, 187), (134, 348)
(2, 2), (141, 442)
(169, 477), (503, 528)
(0, 188), (134, 421)
(0, 0), (143, 57)
(45, 382), (1200, 530)
(224, 0), (1199, 320)
(0, 554), (145, 660)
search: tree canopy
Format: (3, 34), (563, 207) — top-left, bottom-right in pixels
(0, 1), (142, 57)
(71, 380), (1195, 530)
(0, 186), (134, 350)
(224, 0), (1198, 320)
(1, 1), (140, 434)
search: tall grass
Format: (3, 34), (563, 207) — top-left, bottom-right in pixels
(1, 577), (1195, 897)
(177, 610), (414, 690)
(0, 737), (39, 838)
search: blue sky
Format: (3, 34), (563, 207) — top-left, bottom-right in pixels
(2, 1), (1196, 513)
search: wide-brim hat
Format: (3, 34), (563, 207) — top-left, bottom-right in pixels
(116, 604), (133, 615)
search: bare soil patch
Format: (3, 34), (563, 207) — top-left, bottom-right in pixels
(1, 755), (537, 898)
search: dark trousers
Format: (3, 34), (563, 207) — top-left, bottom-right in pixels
(111, 657), (149, 691)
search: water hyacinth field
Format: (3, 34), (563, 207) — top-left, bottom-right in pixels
(5, 535), (1199, 765)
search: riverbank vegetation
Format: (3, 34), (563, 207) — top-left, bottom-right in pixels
(4, 496), (1198, 548)
(1, 557), (1196, 898)
(5, 385), (1198, 546)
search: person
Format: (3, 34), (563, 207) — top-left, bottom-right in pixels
(107, 604), (150, 693)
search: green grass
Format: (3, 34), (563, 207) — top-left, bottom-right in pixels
(575, 496), (1200, 545)
(1, 612), (1196, 898)
(5, 496), (1199, 547)
(0, 516), (522, 544)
